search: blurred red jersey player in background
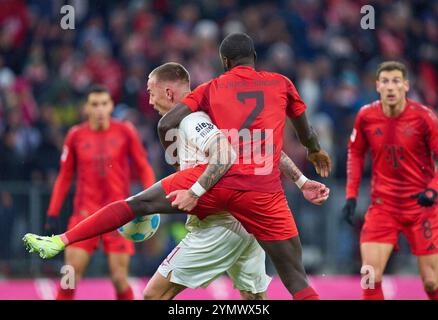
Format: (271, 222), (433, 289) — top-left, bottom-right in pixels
(344, 61), (438, 300)
(45, 85), (156, 300)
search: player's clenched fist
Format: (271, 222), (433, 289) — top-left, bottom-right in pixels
(307, 149), (332, 178)
(411, 188), (438, 207)
(166, 189), (199, 212)
(301, 180), (330, 205)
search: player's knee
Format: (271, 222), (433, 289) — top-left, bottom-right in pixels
(143, 287), (158, 300)
(143, 286), (170, 300)
(240, 291), (266, 300)
(423, 279), (437, 292)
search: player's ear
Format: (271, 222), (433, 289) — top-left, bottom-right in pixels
(226, 58), (232, 70)
(107, 96), (114, 112)
(82, 100), (89, 119)
(375, 80), (381, 94)
(404, 79), (410, 92)
(221, 56), (230, 71)
(166, 88), (173, 102)
(83, 97), (90, 111)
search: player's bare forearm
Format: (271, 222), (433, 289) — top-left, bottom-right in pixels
(157, 103), (193, 151)
(157, 103), (192, 170)
(290, 112), (321, 153)
(192, 134), (236, 196)
(170, 135), (234, 211)
(279, 151), (303, 182)
(291, 113), (332, 177)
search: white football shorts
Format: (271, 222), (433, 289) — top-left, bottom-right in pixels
(157, 219), (271, 293)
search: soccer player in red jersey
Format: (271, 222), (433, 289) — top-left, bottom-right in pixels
(24, 34), (331, 300)
(45, 86), (156, 300)
(142, 62), (329, 300)
(343, 61), (438, 300)
(154, 33), (331, 299)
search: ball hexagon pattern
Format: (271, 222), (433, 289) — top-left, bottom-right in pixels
(118, 214), (160, 242)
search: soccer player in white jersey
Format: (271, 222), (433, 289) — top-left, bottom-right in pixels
(142, 62), (330, 300)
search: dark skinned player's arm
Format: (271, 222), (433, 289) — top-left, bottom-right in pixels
(157, 103), (194, 171)
(157, 103), (193, 171)
(290, 111), (331, 177)
(157, 103), (193, 153)
(290, 112), (320, 153)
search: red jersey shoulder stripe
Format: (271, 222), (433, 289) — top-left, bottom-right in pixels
(110, 119), (130, 130)
(407, 98), (434, 114)
(407, 99), (438, 125)
(356, 100), (380, 119)
(65, 122), (86, 142)
(361, 100), (380, 111)
(71, 122), (87, 132)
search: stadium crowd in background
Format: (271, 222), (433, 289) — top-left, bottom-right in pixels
(1, 0), (438, 277)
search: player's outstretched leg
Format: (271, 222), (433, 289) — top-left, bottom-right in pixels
(23, 182), (175, 259)
(258, 236), (319, 300)
(124, 181), (176, 215)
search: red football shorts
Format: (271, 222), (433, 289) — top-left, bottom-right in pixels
(360, 203), (438, 256)
(67, 214), (135, 255)
(160, 166), (298, 241)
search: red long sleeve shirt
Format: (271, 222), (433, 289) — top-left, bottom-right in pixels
(346, 99), (438, 213)
(47, 120), (155, 218)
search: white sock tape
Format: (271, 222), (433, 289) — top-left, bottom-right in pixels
(295, 175), (308, 189)
(190, 181), (207, 197)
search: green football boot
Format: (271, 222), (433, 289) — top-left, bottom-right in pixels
(23, 233), (65, 259)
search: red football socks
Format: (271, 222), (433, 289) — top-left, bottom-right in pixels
(56, 288), (75, 300)
(426, 288), (438, 300)
(117, 286), (134, 300)
(362, 281), (384, 300)
(61, 200), (134, 245)
(293, 287), (320, 300)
